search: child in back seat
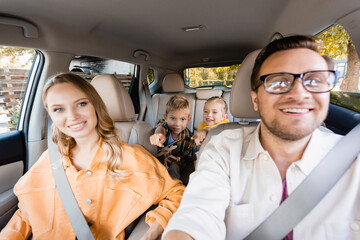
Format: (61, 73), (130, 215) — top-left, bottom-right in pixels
(150, 95), (196, 185)
(192, 96), (230, 146)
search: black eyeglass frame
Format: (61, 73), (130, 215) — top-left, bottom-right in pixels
(258, 70), (338, 94)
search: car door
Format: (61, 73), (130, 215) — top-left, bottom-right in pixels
(0, 48), (43, 229)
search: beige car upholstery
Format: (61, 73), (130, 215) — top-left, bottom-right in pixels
(91, 75), (156, 155)
(151, 73), (196, 131)
(221, 91), (237, 122)
(162, 73), (185, 92)
(230, 50), (261, 119)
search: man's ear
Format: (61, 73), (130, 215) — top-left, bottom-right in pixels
(187, 115), (191, 123)
(250, 91), (259, 111)
(163, 114), (167, 121)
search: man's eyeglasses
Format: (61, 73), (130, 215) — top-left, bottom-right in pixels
(259, 70), (337, 94)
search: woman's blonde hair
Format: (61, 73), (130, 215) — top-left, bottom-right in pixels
(43, 72), (127, 180)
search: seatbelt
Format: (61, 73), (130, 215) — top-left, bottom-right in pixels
(244, 123), (360, 240)
(129, 126), (137, 145)
(142, 79), (155, 127)
(47, 119), (95, 240)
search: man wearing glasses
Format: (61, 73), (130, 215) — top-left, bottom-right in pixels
(163, 35), (360, 240)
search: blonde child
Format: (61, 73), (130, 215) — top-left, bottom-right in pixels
(150, 95), (195, 184)
(193, 96), (230, 145)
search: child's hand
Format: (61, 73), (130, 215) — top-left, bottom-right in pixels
(150, 133), (166, 147)
(192, 129), (208, 146)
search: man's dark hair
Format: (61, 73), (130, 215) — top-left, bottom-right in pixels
(250, 35), (334, 91)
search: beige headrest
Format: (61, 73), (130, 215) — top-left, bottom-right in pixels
(91, 74), (135, 121)
(230, 50), (261, 119)
(162, 73), (185, 92)
(196, 89), (222, 100)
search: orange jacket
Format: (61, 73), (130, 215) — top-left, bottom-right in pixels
(0, 141), (185, 240)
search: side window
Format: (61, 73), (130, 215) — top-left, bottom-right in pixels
(147, 68), (154, 85)
(184, 64), (241, 88)
(317, 24), (360, 112)
(69, 56), (135, 91)
(0, 46), (36, 133)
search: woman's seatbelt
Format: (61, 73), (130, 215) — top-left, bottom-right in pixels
(244, 123), (360, 240)
(47, 120), (95, 240)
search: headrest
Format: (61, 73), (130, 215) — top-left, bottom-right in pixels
(196, 89), (222, 100)
(91, 74), (135, 121)
(162, 73), (185, 92)
(230, 50), (261, 119)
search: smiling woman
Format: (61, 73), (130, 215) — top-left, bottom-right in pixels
(0, 73), (185, 239)
(42, 74), (107, 167)
(44, 82), (100, 170)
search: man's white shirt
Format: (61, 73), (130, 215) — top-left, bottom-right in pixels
(163, 124), (360, 240)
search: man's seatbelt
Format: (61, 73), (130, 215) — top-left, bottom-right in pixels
(47, 119), (95, 240)
(142, 79), (155, 127)
(244, 123), (360, 240)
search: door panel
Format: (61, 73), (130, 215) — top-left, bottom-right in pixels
(0, 131), (26, 167)
(0, 189), (19, 229)
(0, 131), (25, 229)
(0, 161), (23, 194)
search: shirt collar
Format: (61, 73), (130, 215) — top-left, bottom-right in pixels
(294, 128), (339, 176)
(243, 124), (266, 160)
(242, 125), (338, 172)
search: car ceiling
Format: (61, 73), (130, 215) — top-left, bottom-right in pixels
(1, 0), (360, 70)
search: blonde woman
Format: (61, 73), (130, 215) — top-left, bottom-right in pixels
(0, 73), (185, 240)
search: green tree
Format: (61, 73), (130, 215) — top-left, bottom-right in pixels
(199, 69), (209, 80)
(216, 67), (229, 83)
(147, 68), (154, 84)
(317, 25), (359, 92)
(8, 99), (22, 130)
(186, 64), (241, 88)
(0, 46), (35, 68)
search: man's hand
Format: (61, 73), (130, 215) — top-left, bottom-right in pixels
(139, 221), (164, 240)
(192, 129), (209, 146)
(150, 133), (166, 147)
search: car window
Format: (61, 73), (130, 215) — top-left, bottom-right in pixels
(317, 24), (360, 112)
(184, 64), (241, 88)
(0, 46), (36, 133)
(69, 56), (135, 91)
